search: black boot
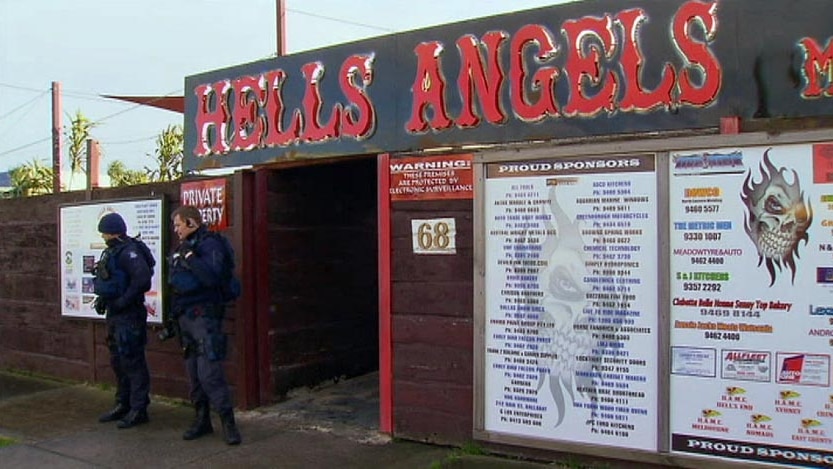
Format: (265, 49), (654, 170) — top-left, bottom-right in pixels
(98, 403), (129, 423)
(183, 401), (213, 440)
(219, 409), (241, 445)
(117, 409), (149, 429)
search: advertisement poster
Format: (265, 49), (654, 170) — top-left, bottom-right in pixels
(483, 154), (659, 450)
(180, 178), (228, 230)
(60, 198), (164, 323)
(669, 143), (833, 467)
(389, 154), (473, 201)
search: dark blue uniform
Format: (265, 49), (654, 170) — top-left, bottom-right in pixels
(96, 237), (153, 415)
(169, 226), (234, 413)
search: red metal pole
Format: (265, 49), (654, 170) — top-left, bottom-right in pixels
(51, 81), (62, 193)
(377, 153), (393, 434)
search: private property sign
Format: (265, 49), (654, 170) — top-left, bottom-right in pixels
(184, 0), (833, 171)
(180, 178), (228, 230)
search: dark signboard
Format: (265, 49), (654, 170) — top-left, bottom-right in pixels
(184, 0), (833, 171)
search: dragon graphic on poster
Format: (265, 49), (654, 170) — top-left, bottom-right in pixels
(740, 148), (813, 286)
(530, 185), (604, 427)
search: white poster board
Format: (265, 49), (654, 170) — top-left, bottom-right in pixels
(483, 154), (659, 450)
(669, 142), (833, 467)
(60, 198), (165, 324)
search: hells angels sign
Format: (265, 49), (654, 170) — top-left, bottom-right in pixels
(184, 0), (833, 172)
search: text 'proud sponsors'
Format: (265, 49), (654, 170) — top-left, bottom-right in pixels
(669, 143), (833, 467)
(483, 154), (659, 450)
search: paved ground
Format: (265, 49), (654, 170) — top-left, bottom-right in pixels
(0, 370), (557, 469)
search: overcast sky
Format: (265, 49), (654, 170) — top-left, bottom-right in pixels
(0, 0), (567, 177)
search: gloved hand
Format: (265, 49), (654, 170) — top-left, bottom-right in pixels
(172, 248), (194, 269)
(93, 297), (106, 316)
(181, 248), (195, 260)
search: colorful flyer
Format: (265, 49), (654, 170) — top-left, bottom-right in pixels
(669, 143), (833, 467)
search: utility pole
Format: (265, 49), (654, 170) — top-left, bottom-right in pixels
(276, 0), (286, 57)
(51, 81), (62, 193)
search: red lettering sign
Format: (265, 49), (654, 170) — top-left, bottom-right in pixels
(799, 37), (833, 99)
(191, 1), (724, 159)
(180, 178), (229, 230)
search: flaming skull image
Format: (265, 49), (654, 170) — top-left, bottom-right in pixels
(740, 149), (812, 286)
(533, 185), (595, 427)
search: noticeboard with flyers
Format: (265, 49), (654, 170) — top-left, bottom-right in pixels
(59, 198), (165, 324)
(669, 142), (833, 467)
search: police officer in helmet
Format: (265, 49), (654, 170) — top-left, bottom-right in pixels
(168, 205), (241, 445)
(94, 212), (154, 429)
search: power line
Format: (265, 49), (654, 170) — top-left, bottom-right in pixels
(0, 82), (48, 94)
(99, 134), (158, 145)
(61, 87), (108, 98)
(62, 92), (120, 104)
(287, 7), (395, 33)
(0, 90), (48, 121)
(0, 93), (49, 141)
(0, 89), (182, 160)
(0, 136), (52, 158)
(91, 89), (183, 125)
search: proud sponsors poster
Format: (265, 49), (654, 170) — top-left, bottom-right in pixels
(60, 199), (164, 324)
(483, 154), (659, 450)
(669, 143), (833, 467)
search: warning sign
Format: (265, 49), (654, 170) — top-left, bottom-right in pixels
(389, 154), (473, 201)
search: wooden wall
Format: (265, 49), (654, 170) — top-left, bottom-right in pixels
(391, 198), (474, 444)
(0, 180), (242, 403)
(265, 157), (379, 397)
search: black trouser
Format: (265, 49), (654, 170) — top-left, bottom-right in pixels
(177, 304), (233, 412)
(106, 314), (150, 411)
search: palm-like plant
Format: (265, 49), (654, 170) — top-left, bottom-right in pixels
(100, 125), (184, 188)
(9, 158), (55, 197)
(107, 160), (150, 187)
(66, 110), (96, 190)
(146, 124), (183, 182)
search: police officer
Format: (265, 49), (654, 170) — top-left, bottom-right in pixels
(168, 205), (241, 445)
(94, 212), (153, 429)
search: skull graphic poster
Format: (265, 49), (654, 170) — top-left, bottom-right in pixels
(483, 154), (659, 450)
(669, 142), (833, 467)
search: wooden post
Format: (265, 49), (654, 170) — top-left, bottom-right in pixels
(276, 0), (286, 56)
(254, 169), (272, 405)
(86, 139), (101, 190)
(52, 81), (62, 193)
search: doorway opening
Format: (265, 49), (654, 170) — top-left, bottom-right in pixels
(263, 156), (379, 405)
